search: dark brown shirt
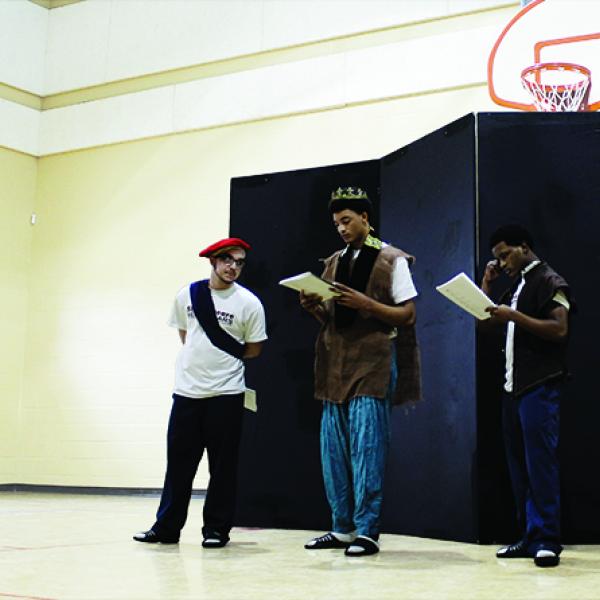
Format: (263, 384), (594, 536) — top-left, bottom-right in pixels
(499, 262), (573, 396)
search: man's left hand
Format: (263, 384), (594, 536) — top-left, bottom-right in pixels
(331, 282), (373, 312)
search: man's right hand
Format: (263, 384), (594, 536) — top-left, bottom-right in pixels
(481, 260), (503, 297)
(483, 259), (501, 285)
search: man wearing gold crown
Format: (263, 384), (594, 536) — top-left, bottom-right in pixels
(301, 188), (421, 556)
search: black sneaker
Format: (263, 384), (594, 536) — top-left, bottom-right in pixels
(304, 532), (352, 549)
(344, 536), (379, 556)
(133, 529), (179, 544)
(534, 549), (560, 568)
(496, 540), (529, 558)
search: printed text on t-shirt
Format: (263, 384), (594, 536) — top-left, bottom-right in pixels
(187, 305), (235, 326)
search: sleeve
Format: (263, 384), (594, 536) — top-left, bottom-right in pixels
(167, 288), (188, 330)
(539, 273), (572, 316)
(552, 290), (570, 311)
(391, 256), (418, 304)
(243, 299), (268, 343)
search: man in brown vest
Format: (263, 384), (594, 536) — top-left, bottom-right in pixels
(300, 187), (421, 556)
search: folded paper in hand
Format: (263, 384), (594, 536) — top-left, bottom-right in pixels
(279, 272), (339, 301)
(436, 272), (496, 320)
(244, 388), (257, 413)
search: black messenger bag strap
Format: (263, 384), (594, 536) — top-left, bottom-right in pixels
(189, 280), (246, 360)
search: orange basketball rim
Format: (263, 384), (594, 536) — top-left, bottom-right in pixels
(488, 0), (600, 112)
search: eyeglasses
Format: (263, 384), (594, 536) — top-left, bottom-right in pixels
(217, 253), (246, 268)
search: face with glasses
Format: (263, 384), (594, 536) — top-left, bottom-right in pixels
(210, 248), (246, 286)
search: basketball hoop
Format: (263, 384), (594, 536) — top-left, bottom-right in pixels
(520, 62), (592, 112)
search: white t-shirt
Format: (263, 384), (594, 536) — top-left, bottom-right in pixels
(168, 282), (267, 399)
(345, 247), (418, 304)
(390, 256), (418, 304)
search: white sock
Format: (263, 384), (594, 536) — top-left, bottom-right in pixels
(332, 531), (356, 543)
(346, 535), (379, 553)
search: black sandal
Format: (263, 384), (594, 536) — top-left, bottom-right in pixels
(344, 536), (379, 556)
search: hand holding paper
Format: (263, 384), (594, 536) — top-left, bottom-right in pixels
(279, 272), (340, 301)
(436, 272), (496, 320)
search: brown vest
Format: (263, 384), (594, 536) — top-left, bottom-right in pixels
(314, 245), (422, 405)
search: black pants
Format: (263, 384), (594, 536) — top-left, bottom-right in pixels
(152, 393), (245, 539)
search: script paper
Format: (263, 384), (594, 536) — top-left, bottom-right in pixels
(244, 388), (257, 412)
(436, 272), (496, 320)
(279, 272), (339, 301)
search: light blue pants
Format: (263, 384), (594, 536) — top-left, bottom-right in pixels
(320, 356), (397, 539)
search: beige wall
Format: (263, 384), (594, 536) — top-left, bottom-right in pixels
(1, 0), (595, 492)
(15, 84), (492, 488)
(3, 2), (517, 156)
(1, 0), (505, 489)
(0, 147), (37, 483)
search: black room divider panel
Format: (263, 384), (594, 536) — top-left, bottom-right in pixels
(378, 114), (478, 542)
(476, 112), (600, 543)
(229, 112), (600, 544)
(230, 161), (380, 531)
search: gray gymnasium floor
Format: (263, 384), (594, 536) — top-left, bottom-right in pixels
(1, 492), (599, 600)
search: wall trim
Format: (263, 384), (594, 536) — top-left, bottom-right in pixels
(41, 3), (516, 110)
(29, 0), (85, 9)
(0, 483), (206, 497)
(0, 83), (42, 110)
(3, 80), (487, 158)
(38, 80), (487, 158)
(6, 3), (516, 113)
(0, 144), (38, 158)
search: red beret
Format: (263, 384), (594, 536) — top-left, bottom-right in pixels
(199, 237), (251, 258)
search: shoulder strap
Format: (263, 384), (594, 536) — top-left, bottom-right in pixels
(189, 280), (246, 360)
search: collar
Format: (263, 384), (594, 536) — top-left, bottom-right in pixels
(521, 259), (541, 278)
(340, 234), (385, 257)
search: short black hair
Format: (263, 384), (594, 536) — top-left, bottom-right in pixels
(328, 196), (372, 219)
(489, 224), (534, 250)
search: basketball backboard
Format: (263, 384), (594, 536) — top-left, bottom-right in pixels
(488, 0), (600, 111)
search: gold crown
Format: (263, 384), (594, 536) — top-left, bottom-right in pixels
(330, 187), (368, 200)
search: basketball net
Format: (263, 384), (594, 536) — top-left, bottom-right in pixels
(521, 62), (592, 112)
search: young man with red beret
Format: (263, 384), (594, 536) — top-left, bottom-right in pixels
(134, 238), (267, 548)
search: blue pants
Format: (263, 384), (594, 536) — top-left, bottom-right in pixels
(502, 384), (562, 555)
(320, 359), (397, 539)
